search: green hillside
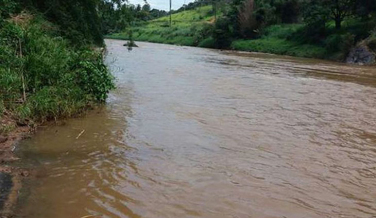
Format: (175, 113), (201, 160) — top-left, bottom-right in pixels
(107, 5), (218, 47)
(106, 5), (328, 58)
(106, 1), (376, 61)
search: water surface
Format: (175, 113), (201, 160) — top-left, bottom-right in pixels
(17, 40), (376, 218)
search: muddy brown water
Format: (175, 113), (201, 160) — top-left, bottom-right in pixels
(16, 40), (376, 218)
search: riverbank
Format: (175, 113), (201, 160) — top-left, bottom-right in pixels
(0, 8), (114, 217)
(0, 114), (31, 217)
(0, 106), (111, 217)
(106, 21), (328, 59)
(106, 27), (329, 59)
(107, 5), (376, 64)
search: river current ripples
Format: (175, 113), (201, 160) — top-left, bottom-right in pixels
(16, 40), (376, 218)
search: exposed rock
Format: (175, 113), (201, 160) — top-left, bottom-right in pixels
(0, 136), (7, 144)
(123, 42), (138, 47)
(20, 170), (29, 177)
(346, 44), (375, 65)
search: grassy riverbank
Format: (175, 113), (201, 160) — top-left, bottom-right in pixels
(230, 24), (328, 59)
(105, 9), (331, 59)
(107, 21), (328, 59)
(0, 15), (114, 136)
(1, 1), (115, 215)
(107, 4), (376, 62)
(107, 6), (217, 47)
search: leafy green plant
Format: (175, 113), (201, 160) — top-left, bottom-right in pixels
(75, 52), (115, 102)
(0, 12), (115, 124)
(198, 37), (215, 48)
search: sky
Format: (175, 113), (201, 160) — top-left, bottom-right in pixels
(129, 0), (194, 11)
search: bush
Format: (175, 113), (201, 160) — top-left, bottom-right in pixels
(212, 17), (232, 48)
(0, 13), (114, 123)
(0, 0), (17, 19)
(75, 52), (115, 102)
(23, 21), (73, 92)
(341, 33), (355, 55)
(325, 34), (343, 52)
(198, 37), (215, 48)
(324, 33), (354, 59)
(192, 23), (213, 45)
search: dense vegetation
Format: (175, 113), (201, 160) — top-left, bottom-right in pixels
(99, 0), (168, 34)
(108, 0), (376, 60)
(0, 0), (115, 134)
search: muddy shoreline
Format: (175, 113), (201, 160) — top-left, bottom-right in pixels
(0, 110), (98, 217)
(0, 117), (32, 218)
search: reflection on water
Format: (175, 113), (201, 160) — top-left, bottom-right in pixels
(17, 40), (376, 218)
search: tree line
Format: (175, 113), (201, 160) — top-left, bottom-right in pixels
(215, 0), (376, 47)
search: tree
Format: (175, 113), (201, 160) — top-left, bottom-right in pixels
(136, 4), (141, 12)
(302, 0), (355, 30)
(275, 0), (300, 23)
(142, 3), (150, 12)
(238, 0), (257, 37)
(324, 0), (355, 29)
(301, 0), (330, 42)
(18, 0), (105, 45)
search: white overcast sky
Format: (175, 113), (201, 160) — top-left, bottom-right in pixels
(129, 0), (194, 11)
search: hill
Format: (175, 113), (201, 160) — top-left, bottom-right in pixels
(107, 5), (218, 47)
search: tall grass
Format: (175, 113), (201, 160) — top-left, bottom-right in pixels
(0, 13), (114, 128)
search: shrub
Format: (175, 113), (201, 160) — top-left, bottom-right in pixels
(212, 17), (232, 48)
(198, 37), (215, 48)
(324, 33), (355, 59)
(192, 23), (213, 45)
(341, 33), (355, 55)
(0, 0), (17, 19)
(325, 34), (343, 52)
(0, 13), (115, 124)
(75, 51), (115, 102)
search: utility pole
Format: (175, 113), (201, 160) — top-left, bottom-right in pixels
(169, 0), (172, 27)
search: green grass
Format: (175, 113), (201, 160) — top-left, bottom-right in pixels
(231, 24), (327, 59)
(231, 38), (327, 58)
(107, 9), (330, 58)
(107, 7), (375, 61)
(107, 5), (217, 46)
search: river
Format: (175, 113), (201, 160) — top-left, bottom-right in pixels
(16, 40), (376, 218)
